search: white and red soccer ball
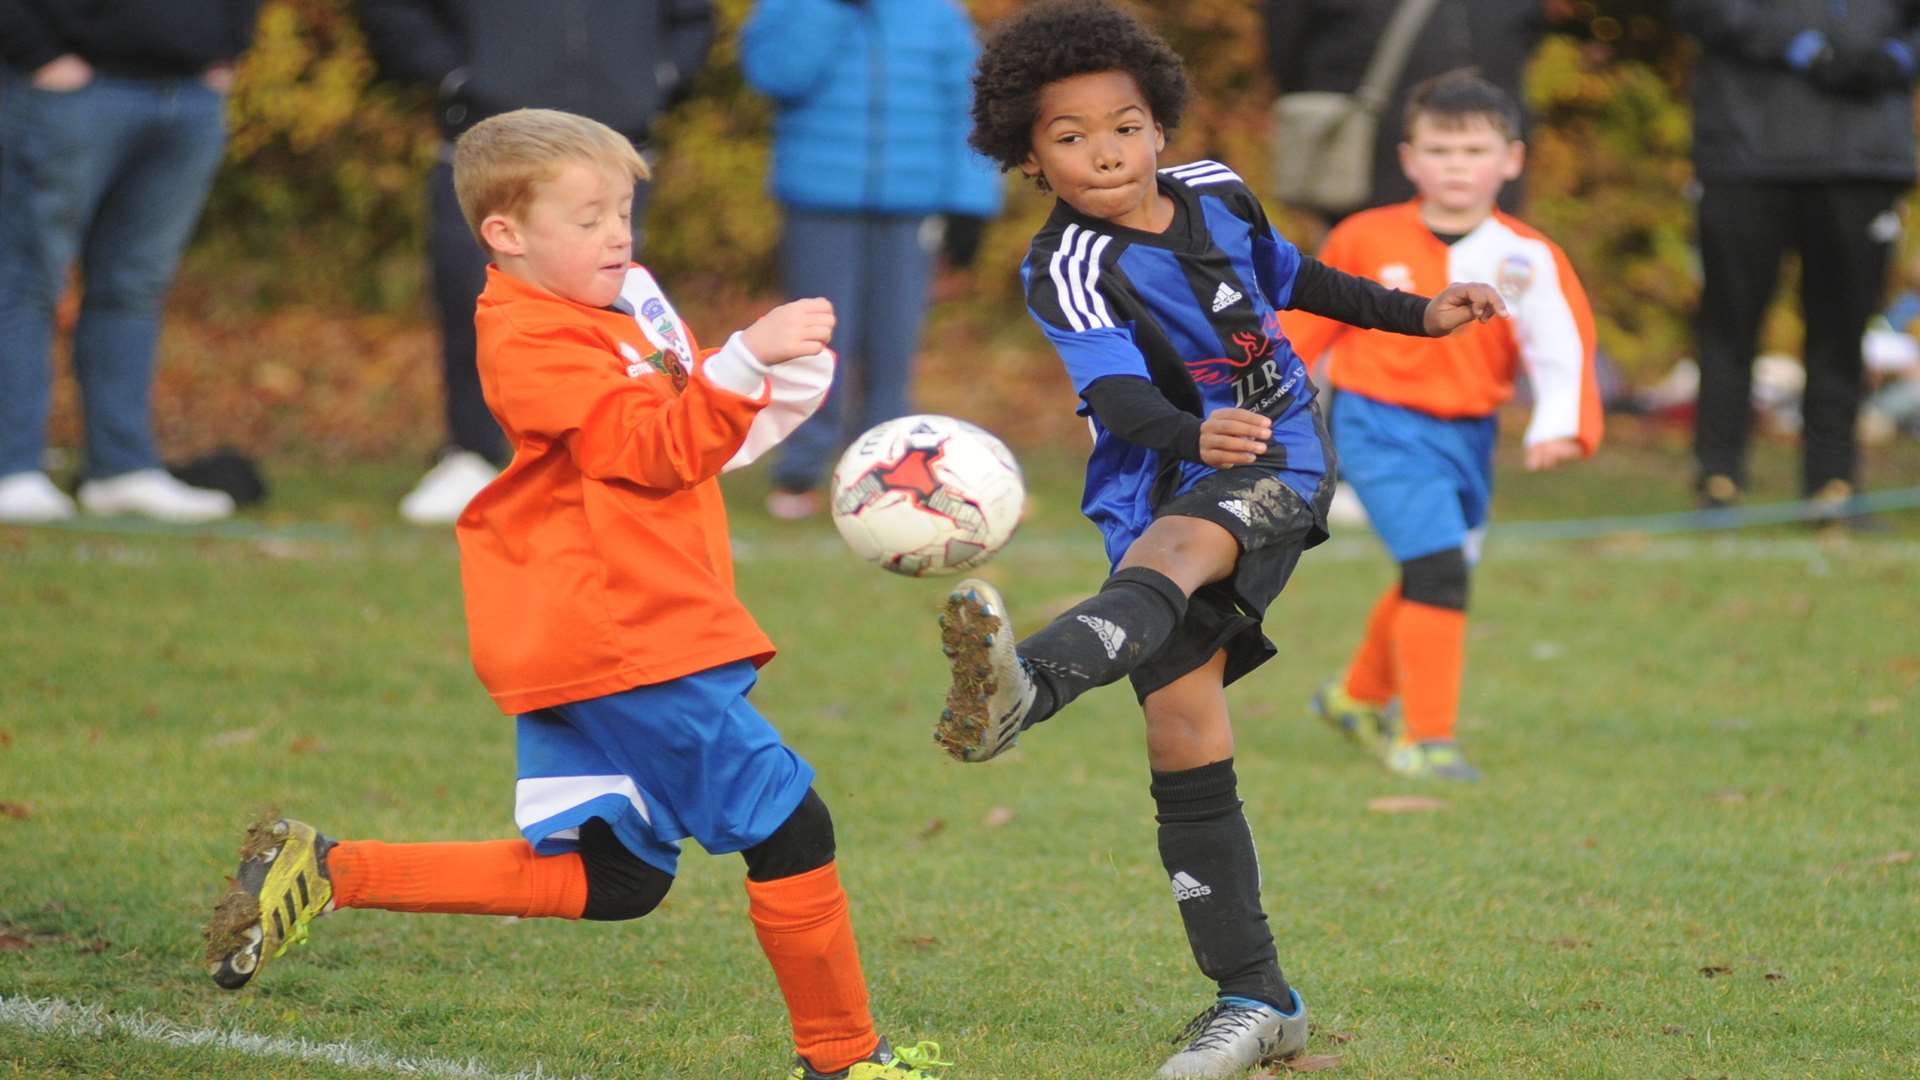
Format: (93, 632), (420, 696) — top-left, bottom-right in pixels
(829, 415), (1025, 577)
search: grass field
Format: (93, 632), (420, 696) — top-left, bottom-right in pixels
(3, 432), (1917, 1079)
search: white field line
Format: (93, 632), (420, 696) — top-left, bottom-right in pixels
(0, 994), (579, 1080)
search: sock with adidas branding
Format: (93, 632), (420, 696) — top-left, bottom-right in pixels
(1152, 758), (1292, 1009)
(1014, 566), (1188, 727)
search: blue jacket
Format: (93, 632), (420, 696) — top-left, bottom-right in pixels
(740, 0), (1003, 216)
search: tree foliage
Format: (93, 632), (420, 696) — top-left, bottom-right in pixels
(192, 0), (1713, 382)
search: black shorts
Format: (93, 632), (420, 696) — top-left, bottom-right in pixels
(1127, 465), (1332, 701)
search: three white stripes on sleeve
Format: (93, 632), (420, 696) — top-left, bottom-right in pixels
(1045, 161), (1241, 333)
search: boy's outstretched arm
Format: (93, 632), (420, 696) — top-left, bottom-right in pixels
(1287, 257), (1428, 334)
(1422, 282), (1509, 334)
(1288, 257), (1505, 336)
(490, 306), (826, 491)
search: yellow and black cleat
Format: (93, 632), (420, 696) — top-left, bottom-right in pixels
(203, 814), (335, 990)
(790, 1037), (952, 1079)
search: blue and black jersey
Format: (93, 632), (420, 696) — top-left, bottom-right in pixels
(1021, 159), (1430, 565)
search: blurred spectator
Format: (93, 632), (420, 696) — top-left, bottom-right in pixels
(0, 0), (257, 524)
(1264, 0), (1548, 218)
(741, 0), (1004, 520)
(1861, 251), (1920, 442)
(1678, 0), (1919, 518)
(359, 0), (715, 525)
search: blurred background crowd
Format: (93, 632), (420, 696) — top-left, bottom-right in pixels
(2, 0), (1916, 526)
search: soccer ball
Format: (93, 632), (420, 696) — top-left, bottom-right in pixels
(829, 415), (1025, 577)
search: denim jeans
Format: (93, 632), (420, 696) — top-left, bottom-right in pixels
(0, 72), (227, 478)
(769, 210), (935, 494)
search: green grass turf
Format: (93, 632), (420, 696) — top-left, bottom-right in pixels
(2, 435), (1917, 1079)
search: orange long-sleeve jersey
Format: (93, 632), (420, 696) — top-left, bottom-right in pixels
(457, 266), (785, 715)
(1280, 202), (1602, 454)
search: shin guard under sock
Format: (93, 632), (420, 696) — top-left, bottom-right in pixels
(745, 861), (878, 1073)
(1394, 599), (1467, 742)
(1151, 759), (1291, 1009)
(1016, 566), (1188, 726)
(327, 839), (587, 919)
(1344, 584), (1400, 705)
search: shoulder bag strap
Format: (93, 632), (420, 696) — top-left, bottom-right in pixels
(1354, 0), (1446, 116)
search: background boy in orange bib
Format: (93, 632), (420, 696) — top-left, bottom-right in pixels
(1282, 73), (1602, 782)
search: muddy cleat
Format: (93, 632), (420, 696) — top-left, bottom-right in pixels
(1310, 679), (1398, 756)
(934, 578), (1035, 763)
(1384, 738), (1482, 782)
(1157, 992), (1308, 1079)
(790, 1036), (952, 1079)
(203, 814), (336, 990)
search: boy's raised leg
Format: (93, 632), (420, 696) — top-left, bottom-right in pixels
(936, 564), (1190, 762)
(205, 814), (594, 990)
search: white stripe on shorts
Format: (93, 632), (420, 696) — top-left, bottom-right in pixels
(514, 774), (651, 832)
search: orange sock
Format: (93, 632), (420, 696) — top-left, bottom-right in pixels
(1393, 600), (1467, 743)
(745, 861), (878, 1074)
(327, 839), (587, 919)
(1343, 585), (1400, 704)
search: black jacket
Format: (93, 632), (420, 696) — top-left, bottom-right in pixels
(358, 0), (714, 142)
(1678, 0), (1920, 184)
(1266, 0), (1547, 211)
(0, 0), (259, 76)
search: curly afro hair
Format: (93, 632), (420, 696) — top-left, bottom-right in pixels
(969, 0), (1190, 174)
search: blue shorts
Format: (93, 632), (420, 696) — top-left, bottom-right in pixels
(512, 660), (815, 877)
(1332, 391), (1496, 564)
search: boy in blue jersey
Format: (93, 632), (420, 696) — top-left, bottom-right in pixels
(936, 3), (1506, 1077)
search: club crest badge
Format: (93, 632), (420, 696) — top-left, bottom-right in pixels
(640, 297), (691, 369)
(1497, 254), (1535, 301)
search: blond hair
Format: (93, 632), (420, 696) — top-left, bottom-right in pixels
(452, 108), (650, 254)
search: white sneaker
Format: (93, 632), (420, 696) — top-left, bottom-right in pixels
(1157, 993), (1309, 1079)
(398, 451), (497, 525)
(77, 468), (234, 523)
(935, 578), (1036, 763)
(0, 471), (78, 523)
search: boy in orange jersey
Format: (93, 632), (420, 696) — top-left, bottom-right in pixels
(202, 109), (951, 1080)
(1282, 73), (1602, 782)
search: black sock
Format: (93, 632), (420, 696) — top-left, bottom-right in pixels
(1015, 566), (1188, 727)
(1152, 758), (1291, 1010)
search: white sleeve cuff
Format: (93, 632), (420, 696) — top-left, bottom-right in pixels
(702, 332), (771, 398)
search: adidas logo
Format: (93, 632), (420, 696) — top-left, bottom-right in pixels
(1075, 614), (1127, 660)
(1210, 282), (1244, 313)
(1171, 871), (1213, 902)
(1217, 498), (1254, 525)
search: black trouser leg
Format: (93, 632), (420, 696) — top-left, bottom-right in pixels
(427, 159), (652, 465)
(1694, 182), (1792, 489)
(1796, 182), (1904, 495)
(428, 159), (505, 464)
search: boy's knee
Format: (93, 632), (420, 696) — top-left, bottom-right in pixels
(742, 788), (836, 882)
(1124, 518), (1236, 590)
(1400, 548), (1470, 611)
(1104, 565), (1190, 618)
(578, 818), (673, 921)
